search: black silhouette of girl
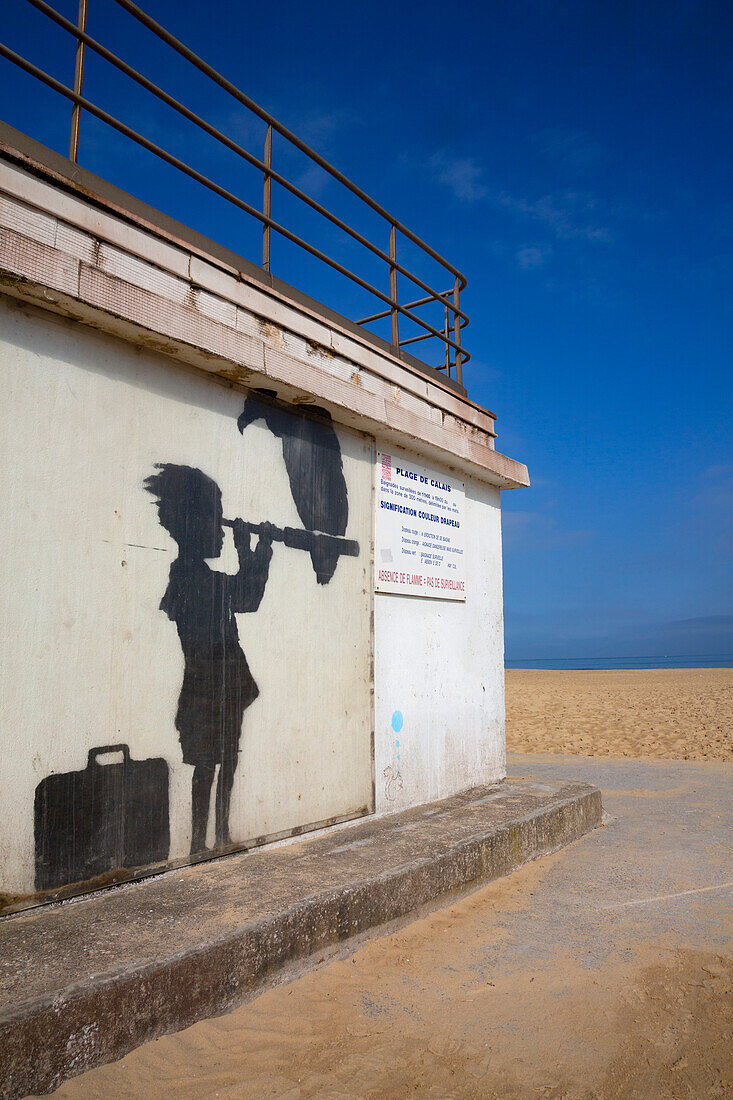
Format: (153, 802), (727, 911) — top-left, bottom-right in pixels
(144, 464), (273, 854)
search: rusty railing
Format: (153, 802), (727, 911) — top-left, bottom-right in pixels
(0, 0), (470, 385)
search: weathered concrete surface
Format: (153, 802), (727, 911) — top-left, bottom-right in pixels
(0, 777), (600, 1098)
(52, 754), (731, 1100)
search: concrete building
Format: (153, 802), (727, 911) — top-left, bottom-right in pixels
(0, 31), (527, 913)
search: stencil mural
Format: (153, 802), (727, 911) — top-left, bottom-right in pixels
(145, 464), (274, 854)
(32, 391), (361, 889)
(34, 745), (170, 891)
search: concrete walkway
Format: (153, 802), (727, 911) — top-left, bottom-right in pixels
(49, 755), (732, 1100)
(0, 775), (600, 1099)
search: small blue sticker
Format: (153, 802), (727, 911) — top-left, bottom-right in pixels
(392, 710), (403, 733)
(396, 740), (400, 748)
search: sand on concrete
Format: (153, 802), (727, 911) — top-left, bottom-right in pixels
(46, 877), (733, 1100)
(26, 673), (733, 1098)
(45, 754), (732, 1100)
(506, 667), (733, 760)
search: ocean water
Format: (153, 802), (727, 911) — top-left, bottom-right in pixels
(505, 655), (732, 670)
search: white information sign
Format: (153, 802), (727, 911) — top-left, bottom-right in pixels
(375, 451), (466, 600)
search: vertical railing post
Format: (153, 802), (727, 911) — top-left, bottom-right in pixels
(389, 224), (399, 349)
(68, 0), (88, 163)
(444, 297), (451, 377)
(262, 124), (272, 273)
(453, 276), (463, 386)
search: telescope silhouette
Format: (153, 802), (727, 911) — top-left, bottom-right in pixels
(222, 518), (359, 584)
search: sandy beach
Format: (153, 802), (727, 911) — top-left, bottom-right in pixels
(39, 670), (732, 1100)
(506, 667), (733, 761)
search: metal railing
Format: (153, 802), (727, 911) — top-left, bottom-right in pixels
(0, 0), (470, 385)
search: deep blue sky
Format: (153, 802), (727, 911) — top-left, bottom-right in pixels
(2, 0), (731, 661)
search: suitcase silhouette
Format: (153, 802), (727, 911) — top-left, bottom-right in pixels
(34, 744), (170, 892)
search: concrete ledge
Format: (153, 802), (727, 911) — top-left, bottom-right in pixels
(0, 121), (470, 402)
(0, 777), (601, 1098)
(0, 134), (531, 491)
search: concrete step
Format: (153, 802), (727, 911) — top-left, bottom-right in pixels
(0, 776), (601, 1098)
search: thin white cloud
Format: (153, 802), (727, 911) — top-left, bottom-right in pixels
(429, 147), (614, 245)
(496, 190), (614, 243)
(429, 152), (488, 203)
(294, 162), (332, 200)
(516, 244), (551, 269)
(296, 109), (354, 148)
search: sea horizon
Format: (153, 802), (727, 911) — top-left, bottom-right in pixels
(505, 655), (732, 671)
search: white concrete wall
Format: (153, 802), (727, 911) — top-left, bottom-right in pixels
(374, 445), (505, 813)
(0, 152), (520, 906)
(0, 297), (373, 896)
